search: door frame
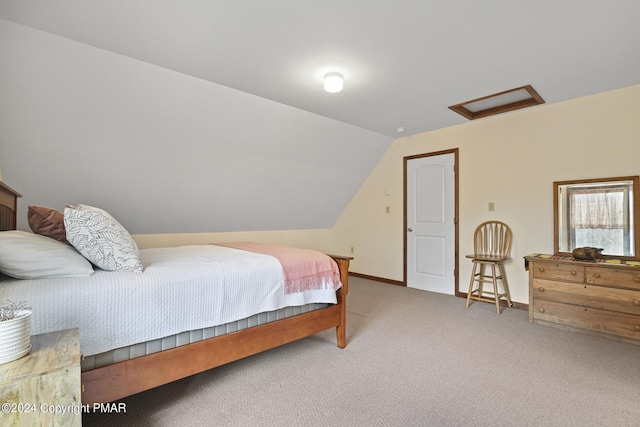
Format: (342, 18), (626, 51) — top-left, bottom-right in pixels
(403, 148), (460, 296)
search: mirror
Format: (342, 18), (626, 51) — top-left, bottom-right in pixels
(554, 176), (640, 259)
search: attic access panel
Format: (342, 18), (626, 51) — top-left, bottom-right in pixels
(449, 85), (544, 120)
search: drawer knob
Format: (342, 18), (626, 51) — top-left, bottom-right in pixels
(570, 270), (577, 275)
(635, 277), (640, 282)
(538, 287), (545, 292)
(538, 267), (545, 272)
(593, 273), (601, 279)
(634, 300), (640, 307)
(539, 308), (545, 313)
(635, 325), (640, 331)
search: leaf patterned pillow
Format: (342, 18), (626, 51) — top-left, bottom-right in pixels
(64, 204), (144, 272)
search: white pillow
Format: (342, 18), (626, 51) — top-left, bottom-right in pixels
(64, 204), (144, 272)
(0, 230), (94, 279)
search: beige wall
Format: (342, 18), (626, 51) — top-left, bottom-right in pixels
(331, 84), (640, 303)
(133, 229), (333, 253)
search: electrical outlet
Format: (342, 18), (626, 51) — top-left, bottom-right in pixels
(386, 206), (390, 213)
(350, 246), (354, 254)
(488, 202), (495, 211)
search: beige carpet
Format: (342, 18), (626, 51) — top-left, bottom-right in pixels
(83, 277), (640, 427)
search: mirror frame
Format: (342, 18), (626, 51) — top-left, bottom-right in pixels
(553, 175), (640, 260)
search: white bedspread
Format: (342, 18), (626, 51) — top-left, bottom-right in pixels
(0, 245), (340, 356)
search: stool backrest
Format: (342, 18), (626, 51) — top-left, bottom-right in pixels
(473, 221), (512, 258)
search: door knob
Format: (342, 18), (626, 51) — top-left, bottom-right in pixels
(407, 227), (413, 232)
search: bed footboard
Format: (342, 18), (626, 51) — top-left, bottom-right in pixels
(330, 255), (351, 348)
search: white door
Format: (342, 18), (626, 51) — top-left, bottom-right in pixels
(406, 153), (455, 294)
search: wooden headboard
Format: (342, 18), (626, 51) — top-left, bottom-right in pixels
(0, 181), (22, 231)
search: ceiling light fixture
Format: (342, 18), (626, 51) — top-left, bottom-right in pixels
(324, 72), (344, 93)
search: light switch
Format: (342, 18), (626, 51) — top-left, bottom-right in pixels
(488, 202), (495, 211)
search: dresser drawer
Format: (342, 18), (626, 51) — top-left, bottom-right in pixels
(586, 266), (640, 291)
(532, 279), (640, 316)
(533, 299), (640, 340)
(531, 262), (584, 282)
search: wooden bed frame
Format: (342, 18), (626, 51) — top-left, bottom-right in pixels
(0, 182), (351, 404)
(0, 181), (21, 231)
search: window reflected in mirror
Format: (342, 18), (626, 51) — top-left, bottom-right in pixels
(554, 176), (640, 258)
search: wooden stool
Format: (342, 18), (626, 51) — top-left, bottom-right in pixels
(465, 221), (512, 314)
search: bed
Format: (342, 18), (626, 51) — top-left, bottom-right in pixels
(0, 182), (351, 404)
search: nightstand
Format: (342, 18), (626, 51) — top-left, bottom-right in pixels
(0, 328), (82, 426)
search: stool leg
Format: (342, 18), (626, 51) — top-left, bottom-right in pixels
(491, 264), (501, 314)
(466, 261), (478, 308)
(477, 263), (486, 299)
(499, 263), (512, 308)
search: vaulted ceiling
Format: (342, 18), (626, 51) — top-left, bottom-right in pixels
(2, 0), (639, 137)
(1, 1), (639, 235)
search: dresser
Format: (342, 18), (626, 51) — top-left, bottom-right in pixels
(524, 254), (640, 344)
(0, 328), (82, 426)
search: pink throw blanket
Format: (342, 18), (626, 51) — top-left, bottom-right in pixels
(215, 242), (341, 294)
